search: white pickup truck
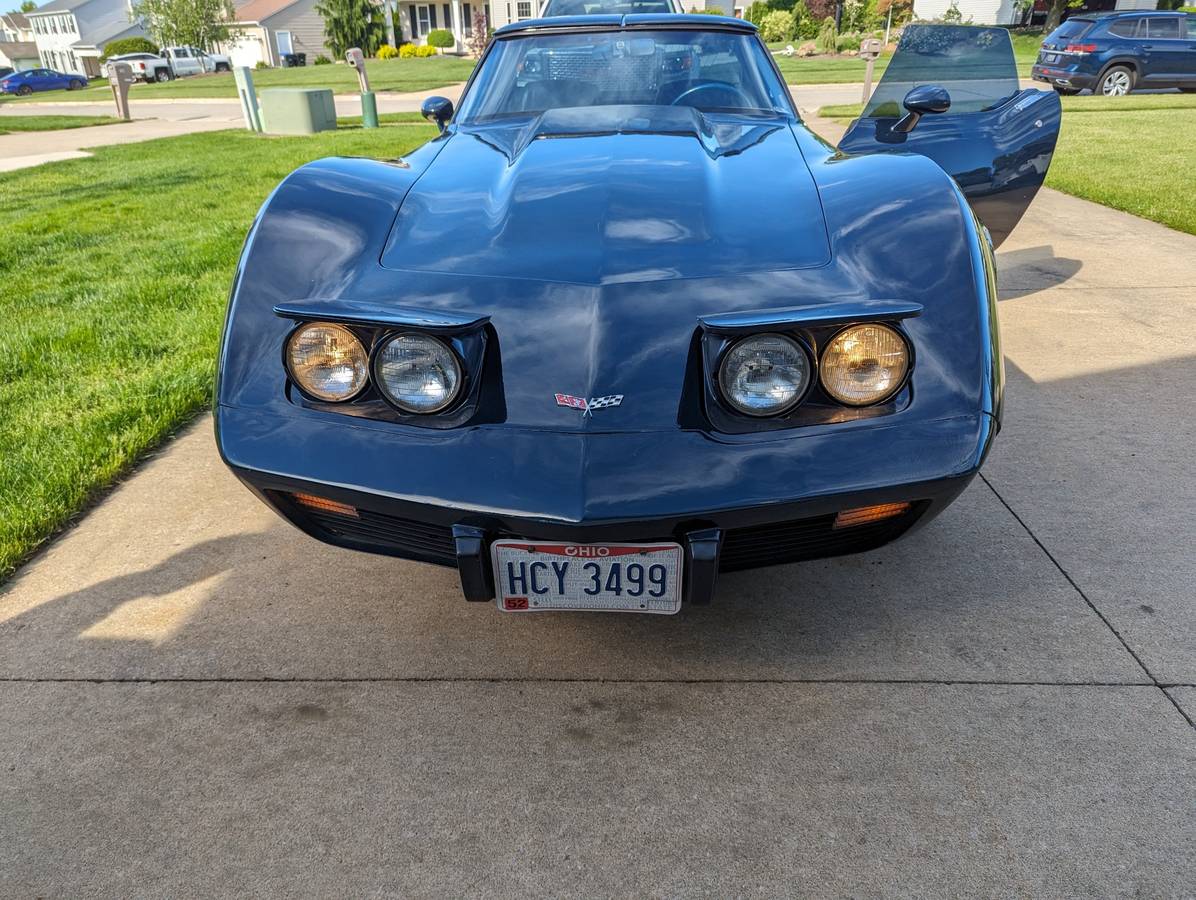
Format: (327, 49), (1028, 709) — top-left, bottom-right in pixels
(127, 46), (232, 83)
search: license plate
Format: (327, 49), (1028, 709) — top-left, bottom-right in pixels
(1045, 53), (1059, 63)
(491, 540), (684, 614)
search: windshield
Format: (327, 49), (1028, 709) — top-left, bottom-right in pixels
(862, 24), (1020, 117)
(456, 29), (792, 123)
(542, 0), (675, 13)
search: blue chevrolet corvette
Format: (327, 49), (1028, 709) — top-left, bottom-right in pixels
(216, 17), (1061, 613)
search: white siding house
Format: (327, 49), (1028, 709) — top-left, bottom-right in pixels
(27, 0), (145, 77)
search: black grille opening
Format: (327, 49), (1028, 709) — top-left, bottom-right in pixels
(719, 507), (921, 572)
(291, 501), (457, 567)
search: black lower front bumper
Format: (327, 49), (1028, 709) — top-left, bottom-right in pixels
(237, 469), (968, 606)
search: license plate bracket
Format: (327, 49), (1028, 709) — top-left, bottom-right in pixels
(491, 540), (684, 614)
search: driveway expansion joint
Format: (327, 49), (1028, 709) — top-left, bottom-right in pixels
(980, 473), (1195, 729)
(0, 677), (1171, 686)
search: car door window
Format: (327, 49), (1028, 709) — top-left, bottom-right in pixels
(1107, 19), (1140, 38)
(1147, 18), (1179, 39)
(1186, 18), (1196, 39)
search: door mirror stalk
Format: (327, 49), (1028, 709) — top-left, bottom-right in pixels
(893, 85), (951, 134)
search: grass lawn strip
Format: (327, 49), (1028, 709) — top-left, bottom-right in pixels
(0, 114), (123, 133)
(0, 123), (438, 579)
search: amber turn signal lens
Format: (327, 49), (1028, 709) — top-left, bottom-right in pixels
(833, 502), (911, 529)
(291, 492), (358, 518)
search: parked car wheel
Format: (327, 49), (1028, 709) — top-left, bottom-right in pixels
(16, 84), (31, 96)
(68, 79), (84, 90)
(215, 63), (231, 72)
(155, 69), (172, 82)
(1097, 65), (1134, 96)
(1052, 85), (1081, 96)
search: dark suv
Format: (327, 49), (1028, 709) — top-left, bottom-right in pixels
(1032, 11), (1196, 95)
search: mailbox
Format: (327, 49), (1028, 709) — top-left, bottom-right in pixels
(345, 47), (370, 93)
(859, 38), (883, 61)
(108, 61), (133, 121)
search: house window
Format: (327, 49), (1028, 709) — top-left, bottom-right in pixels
(517, 1), (531, 18)
(443, 4), (451, 33)
(416, 4), (431, 36)
(463, 2), (472, 35)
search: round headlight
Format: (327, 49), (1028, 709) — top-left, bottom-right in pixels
(820, 324), (910, 406)
(285, 322), (369, 402)
(374, 333), (462, 414)
(718, 333), (812, 417)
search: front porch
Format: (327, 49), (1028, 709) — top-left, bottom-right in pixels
(396, 0), (487, 52)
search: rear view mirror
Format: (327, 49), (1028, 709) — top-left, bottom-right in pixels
(893, 85), (951, 134)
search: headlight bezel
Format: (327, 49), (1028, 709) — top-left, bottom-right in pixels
(283, 321), (371, 403)
(715, 332), (816, 418)
(818, 322), (913, 408)
(371, 331), (466, 415)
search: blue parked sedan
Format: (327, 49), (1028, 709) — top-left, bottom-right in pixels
(0, 68), (88, 96)
(1033, 10), (1196, 96)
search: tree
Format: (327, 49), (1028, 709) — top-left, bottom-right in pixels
(134, 0), (237, 50)
(1043, 0), (1084, 32)
(18, 1), (38, 12)
(804, 0), (836, 21)
(314, 0), (385, 57)
(875, 0), (913, 27)
(466, 6), (489, 57)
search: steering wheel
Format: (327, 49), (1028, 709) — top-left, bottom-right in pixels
(670, 81), (753, 110)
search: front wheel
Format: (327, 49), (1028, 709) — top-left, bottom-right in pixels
(155, 69), (172, 83)
(1098, 66), (1134, 96)
(16, 84), (31, 96)
(68, 79), (83, 90)
(215, 63), (230, 72)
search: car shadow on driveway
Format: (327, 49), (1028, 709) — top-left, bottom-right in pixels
(0, 425), (1140, 685)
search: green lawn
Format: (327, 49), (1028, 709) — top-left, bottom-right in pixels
(0, 114), (123, 133)
(0, 121), (438, 579)
(771, 32), (1042, 84)
(817, 93), (1196, 236)
(0, 57), (475, 104)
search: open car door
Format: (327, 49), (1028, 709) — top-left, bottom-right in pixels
(837, 25), (1061, 247)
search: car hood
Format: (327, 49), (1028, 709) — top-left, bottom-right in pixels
(380, 106), (831, 286)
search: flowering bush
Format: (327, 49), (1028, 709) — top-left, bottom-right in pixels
(377, 44), (399, 59)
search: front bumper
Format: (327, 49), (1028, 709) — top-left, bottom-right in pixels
(217, 404), (993, 605)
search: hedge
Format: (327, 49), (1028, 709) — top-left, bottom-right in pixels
(100, 36), (158, 63)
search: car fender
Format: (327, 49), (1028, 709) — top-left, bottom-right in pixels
(1096, 55), (1141, 80)
(216, 135), (451, 409)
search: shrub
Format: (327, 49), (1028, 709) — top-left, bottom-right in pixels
(792, 1), (817, 39)
(427, 28), (455, 48)
(835, 33), (861, 52)
(377, 44), (399, 59)
(313, 54), (332, 65)
(704, 5), (725, 13)
(467, 6), (490, 56)
(399, 42), (416, 57)
(815, 16), (837, 53)
(744, 2), (769, 25)
(100, 36), (157, 63)
(759, 10), (796, 41)
(255, 60), (269, 69)
(417, 44), (438, 56)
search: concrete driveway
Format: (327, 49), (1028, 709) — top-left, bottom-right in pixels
(1, 176), (1194, 890)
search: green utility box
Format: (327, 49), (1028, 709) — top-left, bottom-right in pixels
(259, 88), (337, 135)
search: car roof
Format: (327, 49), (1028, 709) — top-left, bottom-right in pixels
(495, 13), (757, 36)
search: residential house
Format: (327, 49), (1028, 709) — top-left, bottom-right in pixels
(26, 0), (145, 77)
(218, 0), (335, 67)
(0, 12), (40, 71)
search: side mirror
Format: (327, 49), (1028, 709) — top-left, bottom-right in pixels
(421, 96), (454, 132)
(892, 85), (951, 134)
